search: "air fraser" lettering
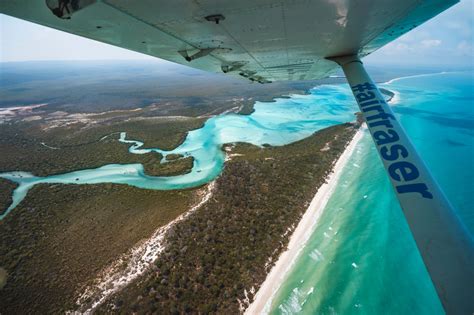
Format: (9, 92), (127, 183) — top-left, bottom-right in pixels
(351, 82), (433, 199)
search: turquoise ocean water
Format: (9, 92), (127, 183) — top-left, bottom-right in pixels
(269, 72), (474, 314)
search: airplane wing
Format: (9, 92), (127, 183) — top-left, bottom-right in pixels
(0, 0), (457, 83)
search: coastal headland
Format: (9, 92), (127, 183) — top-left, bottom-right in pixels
(0, 61), (375, 313)
(0, 104), (361, 313)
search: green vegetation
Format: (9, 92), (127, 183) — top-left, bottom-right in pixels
(0, 111), (205, 313)
(115, 118), (205, 150)
(0, 179), (17, 216)
(0, 183), (198, 314)
(100, 119), (361, 314)
(0, 267), (7, 290)
(0, 117), (203, 177)
(237, 102), (255, 115)
(165, 154), (184, 161)
(141, 155), (194, 177)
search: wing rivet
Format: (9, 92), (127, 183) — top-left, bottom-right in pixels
(205, 14), (225, 25)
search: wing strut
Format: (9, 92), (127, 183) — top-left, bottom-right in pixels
(329, 55), (474, 315)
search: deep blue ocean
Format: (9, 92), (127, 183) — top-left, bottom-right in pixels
(270, 72), (474, 314)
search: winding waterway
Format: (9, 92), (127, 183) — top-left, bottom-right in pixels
(1, 84), (358, 219)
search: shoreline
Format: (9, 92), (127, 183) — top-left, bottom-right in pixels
(245, 127), (364, 314)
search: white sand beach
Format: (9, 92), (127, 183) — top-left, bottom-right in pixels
(245, 128), (364, 314)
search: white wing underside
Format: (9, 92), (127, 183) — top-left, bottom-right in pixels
(0, 0), (457, 82)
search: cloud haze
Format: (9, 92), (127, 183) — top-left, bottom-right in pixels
(365, 0), (473, 67)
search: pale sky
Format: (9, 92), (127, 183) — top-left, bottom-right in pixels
(0, 1), (472, 67)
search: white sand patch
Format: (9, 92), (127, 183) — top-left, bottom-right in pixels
(40, 142), (60, 150)
(320, 142), (331, 152)
(225, 153), (245, 162)
(384, 72), (449, 85)
(0, 104), (47, 120)
(22, 115), (42, 122)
